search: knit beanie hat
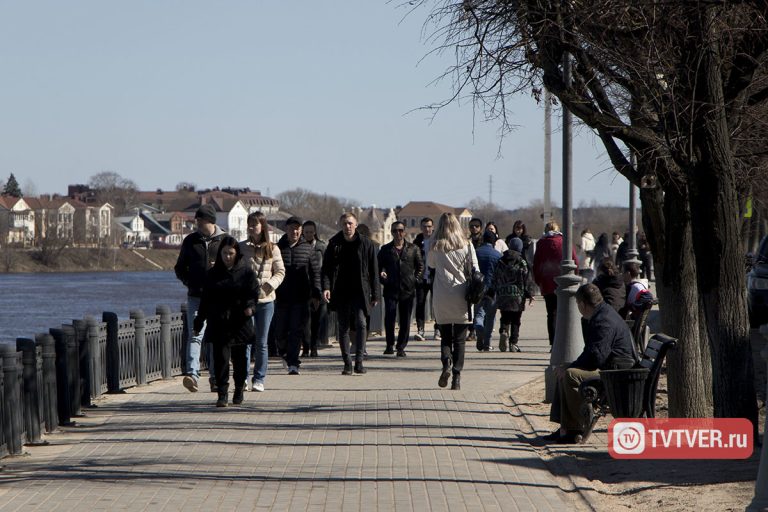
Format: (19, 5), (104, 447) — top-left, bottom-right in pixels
(509, 237), (523, 253)
(195, 204), (217, 224)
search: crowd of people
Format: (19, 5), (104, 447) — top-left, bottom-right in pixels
(174, 204), (653, 410)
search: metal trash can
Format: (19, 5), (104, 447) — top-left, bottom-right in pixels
(599, 368), (650, 418)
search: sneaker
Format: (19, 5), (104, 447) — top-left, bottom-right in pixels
(434, 329), (441, 341)
(288, 366), (300, 375)
(182, 375), (198, 393)
(414, 331), (425, 341)
(244, 380), (251, 392)
(252, 381), (265, 392)
(383, 347), (395, 355)
(281, 358), (288, 370)
(232, 389), (244, 405)
(499, 332), (509, 352)
(396, 350), (407, 358)
(510, 344), (522, 353)
(466, 332), (476, 342)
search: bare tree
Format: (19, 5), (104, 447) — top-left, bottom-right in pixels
(277, 188), (359, 229)
(89, 171), (137, 215)
(416, 0), (768, 422)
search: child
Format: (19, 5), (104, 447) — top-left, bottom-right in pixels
(491, 238), (534, 352)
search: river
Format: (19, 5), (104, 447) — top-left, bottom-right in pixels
(0, 271), (188, 341)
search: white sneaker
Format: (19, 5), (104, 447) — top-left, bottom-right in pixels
(182, 375), (198, 393)
(244, 380), (251, 392)
(288, 366), (300, 375)
(252, 381), (265, 392)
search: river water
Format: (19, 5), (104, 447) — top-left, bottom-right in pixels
(0, 271), (188, 341)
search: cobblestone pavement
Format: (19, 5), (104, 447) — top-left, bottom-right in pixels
(0, 307), (583, 511)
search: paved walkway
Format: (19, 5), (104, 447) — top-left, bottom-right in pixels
(0, 307), (580, 511)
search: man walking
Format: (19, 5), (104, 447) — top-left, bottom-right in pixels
(473, 230), (502, 351)
(413, 217), (436, 341)
(174, 204), (226, 393)
(322, 212), (379, 375)
(303, 220), (328, 357)
(274, 216), (321, 375)
(378, 221), (423, 357)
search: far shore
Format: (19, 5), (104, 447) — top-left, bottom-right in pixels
(0, 247), (179, 274)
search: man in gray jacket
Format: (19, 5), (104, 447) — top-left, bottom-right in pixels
(174, 204), (227, 393)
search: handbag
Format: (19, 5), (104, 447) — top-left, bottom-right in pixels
(464, 246), (486, 305)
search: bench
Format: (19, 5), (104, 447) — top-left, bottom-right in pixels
(577, 333), (678, 444)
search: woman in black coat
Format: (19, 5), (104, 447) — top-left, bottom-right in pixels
(194, 236), (257, 408)
(593, 258), (625, 312)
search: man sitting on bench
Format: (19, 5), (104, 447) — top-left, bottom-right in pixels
(545, 283), (638, 443)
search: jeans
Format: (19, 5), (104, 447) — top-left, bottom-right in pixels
(213, 341), (247, 394)
(384, 295), (415, 351)
(245, 301), (275, 384)
(473, 296), (497, 349)
(274, 301), (309, 368)
(336, 299), (368, 363)
(186, 296), (214, 380)
(437, 323), (468, 374)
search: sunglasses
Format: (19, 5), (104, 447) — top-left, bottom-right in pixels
(392, 228), (405, 232)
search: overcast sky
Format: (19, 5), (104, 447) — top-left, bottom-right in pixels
(0, 1), (630, 210)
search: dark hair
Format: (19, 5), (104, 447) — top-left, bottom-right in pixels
(357, 223), (371, 237)
(391, 221), (405, 230)
(598, 258), (618, 277)
(470, 217), (483, 227)
(213, 236), (242, 271)
(485, 221), (499, 233)
(513, 220), (527, 235)
(482, 229), (498, 244)
(420, 217), (433, 226)
(576, 283), (604, 307)
(624, 262), (641, 278)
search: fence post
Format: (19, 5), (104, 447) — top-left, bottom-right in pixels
(0, 351), (5, 458)
(130, 310), (147, 386)
(180, 302), (189, 375)
(72, 319), (92, 408)
(35, 334), (58, 434)
(49, 327), (74, 426)
(748, 326), (768, 511)
(0, 343), (23, 455)
(86, 316), (102, 399)
(102, 312), (121, 393)
(157, 306), (172, 379)
(16, 338), (45, 445)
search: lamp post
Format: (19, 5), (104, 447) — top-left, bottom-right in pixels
(544, 54), (584, 402)
(624, 153), (641, 268)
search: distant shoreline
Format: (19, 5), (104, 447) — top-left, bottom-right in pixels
(0, 247), (179, 274)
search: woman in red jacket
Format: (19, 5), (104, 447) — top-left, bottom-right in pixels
(533, 221), (578, 347)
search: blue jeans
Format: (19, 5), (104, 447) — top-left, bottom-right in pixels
(473, 296), (497, 349)
(186, 296), (214, 380)
(245, 301), (275, 384)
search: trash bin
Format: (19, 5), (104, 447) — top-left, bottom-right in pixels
(599, 368), (649, 418)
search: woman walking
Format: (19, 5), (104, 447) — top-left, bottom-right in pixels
(194, 236), (257, 407)
(427, 212), (479, 391)
(240, 212), (285, 392)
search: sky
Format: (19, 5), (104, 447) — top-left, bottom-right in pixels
(0, 1), (630, 211)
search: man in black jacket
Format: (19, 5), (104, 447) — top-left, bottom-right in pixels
(274, 216), (321, 375)
(412, 216), (435, 341)
(322, 212), (379, 375)
(174, 204), (227, 393)
(378, 221), (424, 357)
(546, 283), (637, 443)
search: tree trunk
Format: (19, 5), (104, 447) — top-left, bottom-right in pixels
(687, 11), (757, 423)
(641, 182), (711, 417)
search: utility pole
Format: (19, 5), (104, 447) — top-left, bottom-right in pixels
(489, 175), (493, 205)
(543, 89), (552, 229)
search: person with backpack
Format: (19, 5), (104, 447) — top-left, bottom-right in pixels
(491, 237), (534, 352)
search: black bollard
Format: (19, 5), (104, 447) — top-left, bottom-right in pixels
(16, 338), (46, 445)
(0, 343), (23, 455)
(72, 319), (92, 408)
(102, 312), (121, 393)
(157, 306), (172, 379)
(86, 316), (105, 398)
(50, 327), (74, 426)
(130, 310), (147, 386)
(36, 333), (58, 434)
(0, 351), (6, 458)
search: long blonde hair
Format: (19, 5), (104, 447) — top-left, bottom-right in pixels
(432, 212), (467, 253)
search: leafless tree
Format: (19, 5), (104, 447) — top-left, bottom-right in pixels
(89, 171), (137, 215)
(277, 188), (359, 229)
(415, 0), (768, 422)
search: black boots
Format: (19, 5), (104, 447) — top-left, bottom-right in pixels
(354, 361), (367, 374)
(342, 360), (353, 375)
(451, 373), (461, 391)
(438, 362), (451, 388)
(232, 386), (244, 405)
(216, 391), (228, 408)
